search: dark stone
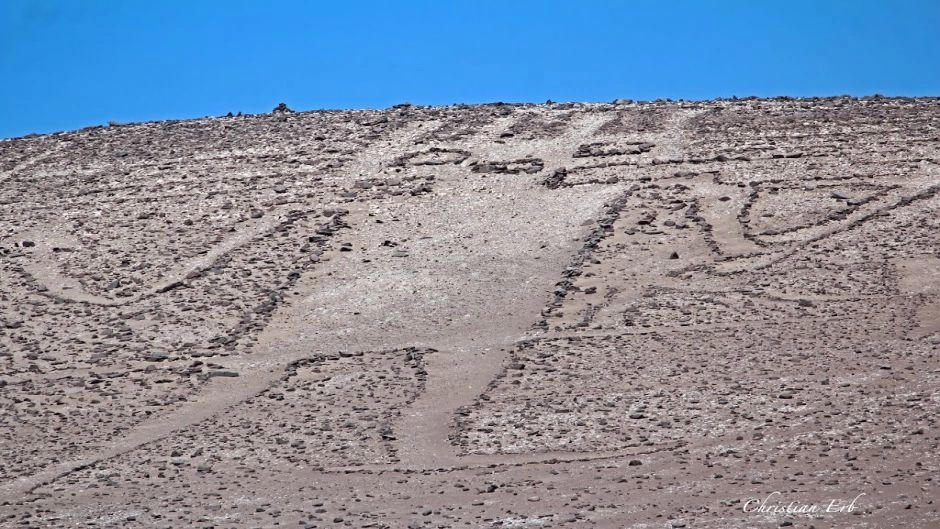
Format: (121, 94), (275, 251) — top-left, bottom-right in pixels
(543, 168), (567, 189)
(156, 281), (186, 294)
(208, 370), (239, 378)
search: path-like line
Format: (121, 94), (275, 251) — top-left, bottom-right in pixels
(22, 205), (311, 307)
(0, 372), (274, 503)
(715, 179), (940, 275)
(323, 442), (685, 474)
(0, 142), (67, 188)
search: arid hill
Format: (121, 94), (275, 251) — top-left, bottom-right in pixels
(1, 97), (939, 528)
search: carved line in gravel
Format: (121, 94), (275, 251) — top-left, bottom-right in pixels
(542, 110), (700, 189)
(630, 284), (918, 305)
(522, 316), (856, 344)
(666, 166), (889, 188)
(454, 317), (830, 454)
(583, 178), (734, 262)
(683, 195), (736, 259)
(534, 187), (636, 327)
(1, 347), (687, 498)
(0, 371), (273, 504)
(0, 142), (67, 188)
(663, 177), (940, 278)
(5, 191), (303, 213)
(9, 148), (338, 183)
(282, 348), (431, 464)
(0, 347), (424, 503)
(200, 210), (350, 355)
(18, 207), (347, 307)
(911, 299), (940, 340)
(22, 169), (335, 205)
(322, 442), (685, 474)
(740, 183), (900, 243)
(436, 316), (896, 476)
(691, 128), (936, 142)
(712, 180), (940, 276)
(648, 152), (938, 168)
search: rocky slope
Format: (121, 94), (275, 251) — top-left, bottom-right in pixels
(1, 97), (939, 528)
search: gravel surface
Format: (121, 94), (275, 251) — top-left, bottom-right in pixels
(1, 97), (938, 528)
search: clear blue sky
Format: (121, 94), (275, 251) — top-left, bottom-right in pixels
(1, 0), (938, 138)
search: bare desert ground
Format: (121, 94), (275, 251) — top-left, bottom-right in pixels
(1, 97), (938, 528)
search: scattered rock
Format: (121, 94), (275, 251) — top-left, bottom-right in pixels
(273, 102), (293, 113)
(207, 370), (239, 378)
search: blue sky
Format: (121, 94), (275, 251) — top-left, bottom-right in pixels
(1, 0), (938, 138)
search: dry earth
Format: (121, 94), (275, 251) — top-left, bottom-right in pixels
(1, 97), (939, 528)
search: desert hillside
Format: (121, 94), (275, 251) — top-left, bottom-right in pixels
(1, 97), (939, 528)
